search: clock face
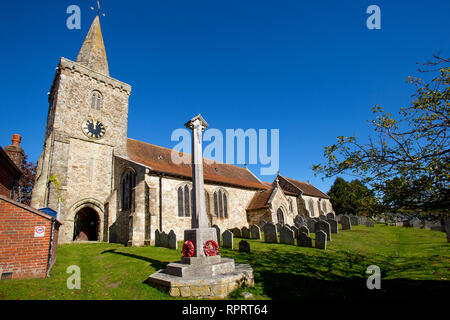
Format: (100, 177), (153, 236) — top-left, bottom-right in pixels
(82, 119), (105, 139)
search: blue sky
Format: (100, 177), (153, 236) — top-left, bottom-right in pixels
(0, 0), (449, 193)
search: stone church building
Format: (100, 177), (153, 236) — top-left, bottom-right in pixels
(31, 16), (333, 245)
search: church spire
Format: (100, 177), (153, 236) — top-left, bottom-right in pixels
(76, 15), (110, 76)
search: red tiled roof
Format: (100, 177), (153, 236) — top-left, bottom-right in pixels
(281, 176), (329, 199)
(126, 138), (271, 190)
(246, 189), (273, 210)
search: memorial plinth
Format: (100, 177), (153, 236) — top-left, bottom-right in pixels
(147, 115), (254, 298)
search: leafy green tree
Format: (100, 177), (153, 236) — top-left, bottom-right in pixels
(314, 55), (449, 213)
(328, 177), (379, 216)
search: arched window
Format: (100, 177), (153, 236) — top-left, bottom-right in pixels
(205, 191), (210, 215)
(214, 189), (228, 218)
(277, 208), (285, 225)
(322, 200), (327, 212)
(177, 184), (192, 217)
(120, 169), (136, 211)
(308, 198), (315, 216)
(91, 90), (102, 110)
(289, 199), (294, 213)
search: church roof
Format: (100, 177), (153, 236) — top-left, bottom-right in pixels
(279, 175), (330, 199)
(76, 16), (110, 76)
(246, 189), (273, 210)
(126, 138), (271, 190)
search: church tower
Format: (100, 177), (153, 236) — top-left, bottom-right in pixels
(31, 16), (132, 243)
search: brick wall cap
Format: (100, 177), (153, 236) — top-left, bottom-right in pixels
(0, 194), (62, 225)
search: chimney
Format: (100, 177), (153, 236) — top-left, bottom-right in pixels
(4, 134), (24, 170)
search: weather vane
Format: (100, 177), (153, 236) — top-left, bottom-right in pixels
(91, 0), (106, 17)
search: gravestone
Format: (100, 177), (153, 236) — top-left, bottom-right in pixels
(160, 231), (169, 248)
(360, 216), (367, 224)
(341, 215), (352, 230)
(212, 225), (221, 245)
(239, 240), (251, 253)
(315, 220), (331, 241)
(327, 219), (339, 234)
(315, 230), (327, 250)
(168, 230), (177, 250)
(241, 227), (251, 239)
(412, 218), (423, 228)
(263, 222), (278, 243)
(291, 225), (299, 238)
(275, 223), (282, 233)
(250, 225), (261, 240)
(299, 225), (309, 236)
(297, 232), (312, 247)
(326, 212), (336, 220)
(365, 220), (375, 228)
(280, 226), (295, 245)
(294, 215), (305, 228)
(306, 218), (316, 233)
(350, 215), (360, 226)
(155, 229), (161, 247)
(258, 220), (267, 229)
(222, 230), (233, 249)
(231, 227), (242, 238)
(319, 215), (327, 221)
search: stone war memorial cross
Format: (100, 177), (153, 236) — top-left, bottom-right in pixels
(147, 115), (254, 298)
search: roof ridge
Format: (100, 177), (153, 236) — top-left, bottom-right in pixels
(127, 137), (259, 173)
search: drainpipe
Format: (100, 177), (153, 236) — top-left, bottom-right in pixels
(46, 218), (56, 277)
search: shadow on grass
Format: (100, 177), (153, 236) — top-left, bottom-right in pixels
(225, 248), (449, 300)
(101, 249), (169, 270)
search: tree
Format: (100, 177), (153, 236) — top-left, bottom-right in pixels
(313, 55), (449, 214)
(327, 177), (380, 216)
(14, 154), (36, 205)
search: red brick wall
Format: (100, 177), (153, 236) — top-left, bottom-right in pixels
(0, 199), (57, 279)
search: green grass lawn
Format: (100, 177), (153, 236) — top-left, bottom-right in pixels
(0, 223), (449, 300)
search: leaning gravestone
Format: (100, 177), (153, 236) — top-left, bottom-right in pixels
(299, 225), (309, 236)
(250, 225), (261, 240)
(264, 222), (278, 243)
(239, 240), (251, 253)
(315, 230), (327, 250)
(316, 220), (331, 241)
(241, 227), (251, 239)
(212, 225), (221, 245)
(231, 227), (242, 238)
(297, 232), (313, 247)
(307, 218), (316, 233)
(168, 230), (177, 249)
(326, 212), (336, 220)
(294, 215), (305, 228)
(327, 219), (339, 234)
(280, 226), (295, 245)
(222, 230), (233, 249)
(341, 215), (352, 230)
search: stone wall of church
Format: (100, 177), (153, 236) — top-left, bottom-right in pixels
(301, 195), (333, 217)
(142, 175), (257, 241)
